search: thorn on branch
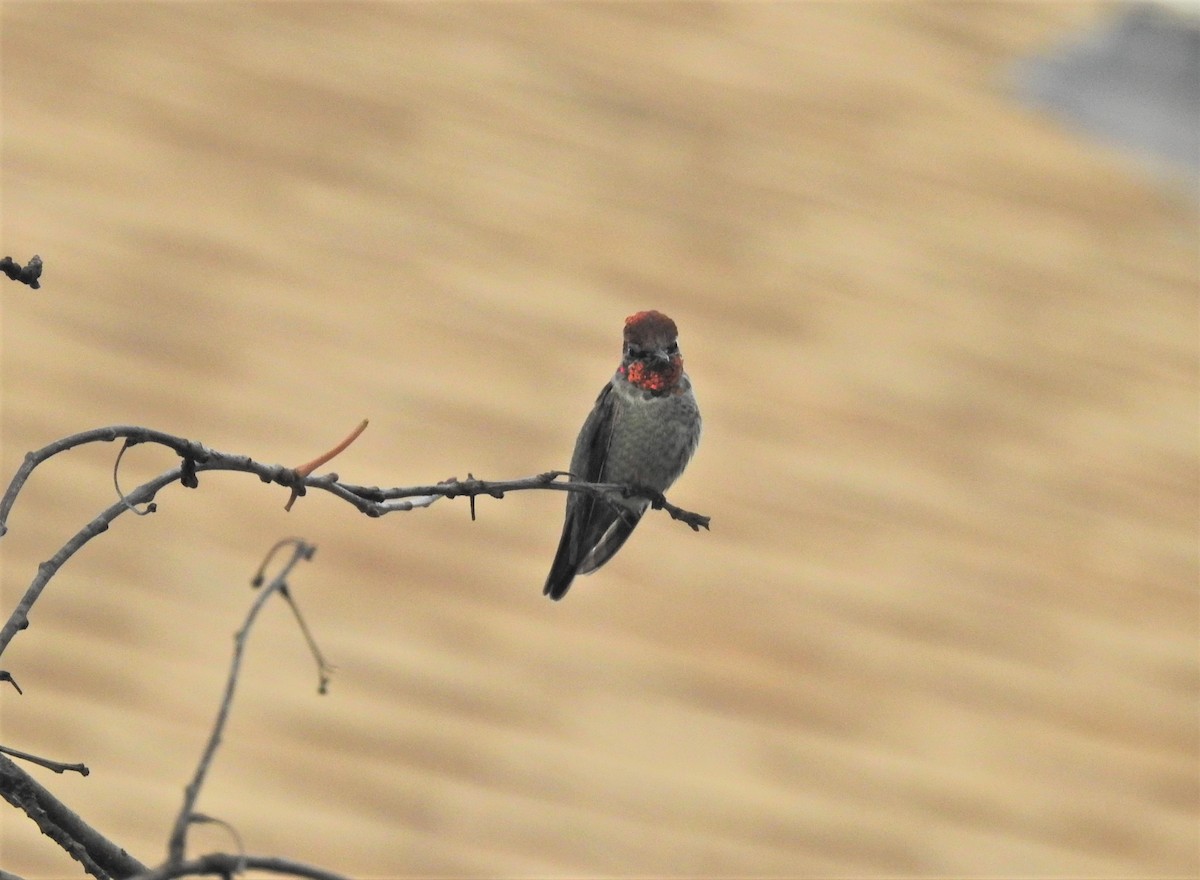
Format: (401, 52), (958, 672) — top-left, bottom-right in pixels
(0, 670), (22, 694)
(466, 473), (479, 521)
(1, 254), (42, 289)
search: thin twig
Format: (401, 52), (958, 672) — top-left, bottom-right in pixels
(250, 537), (307, 587)
(187, 814), (244, 870)
(278, 585), (334, 694)
(0, 426), (212, 537)
(164, 540), (317, 865)
(285, 419), (369, 511)
(113, 439), (155, 516)
(0, 744), (88, 775)
(129, 852), (349, 880)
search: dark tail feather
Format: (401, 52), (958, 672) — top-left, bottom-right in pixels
(543, 515), (581, 601)
(544, 500), (644, 601)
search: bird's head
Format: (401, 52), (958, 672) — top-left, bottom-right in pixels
(618, 310), (684, 394)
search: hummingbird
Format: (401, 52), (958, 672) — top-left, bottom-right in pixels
(544, 310), (701, 600)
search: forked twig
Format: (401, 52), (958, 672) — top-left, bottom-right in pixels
(164, 539), (318, 865)
(251, 542), (334, 692)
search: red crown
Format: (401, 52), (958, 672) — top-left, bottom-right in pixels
(624, 310), (678, 346)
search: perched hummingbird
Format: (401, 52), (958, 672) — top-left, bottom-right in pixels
(544, 310), (701, 600)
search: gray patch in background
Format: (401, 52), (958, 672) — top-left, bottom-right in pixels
(1011, 4), (1199, 185)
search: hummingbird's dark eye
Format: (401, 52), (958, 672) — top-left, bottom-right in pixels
(628, 348), (648, 360)
(667, 342), (679, 354)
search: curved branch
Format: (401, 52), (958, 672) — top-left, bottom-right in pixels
(0, 467), (185, 659)
(0, 427), (709, 662)
(0, 426), (210, 536)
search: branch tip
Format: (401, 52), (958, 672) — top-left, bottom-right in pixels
(0, 744), (88, 775)
(1, 254), (42, 289)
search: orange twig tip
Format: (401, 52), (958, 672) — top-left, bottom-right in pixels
(285, 419), (370, 511)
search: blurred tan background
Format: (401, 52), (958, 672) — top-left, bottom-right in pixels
(1, 2), (1196, 877)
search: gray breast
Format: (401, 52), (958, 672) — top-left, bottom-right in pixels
(603, 378), (701, 491)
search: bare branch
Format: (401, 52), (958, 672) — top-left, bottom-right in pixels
(0, 427), (708, 533)
(0, 753), (148, 879)
(0, 425), (709, 873)
(251, 542), (335, 692)
(0, 427), (708, 664)
(165, 541), (317, 865)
